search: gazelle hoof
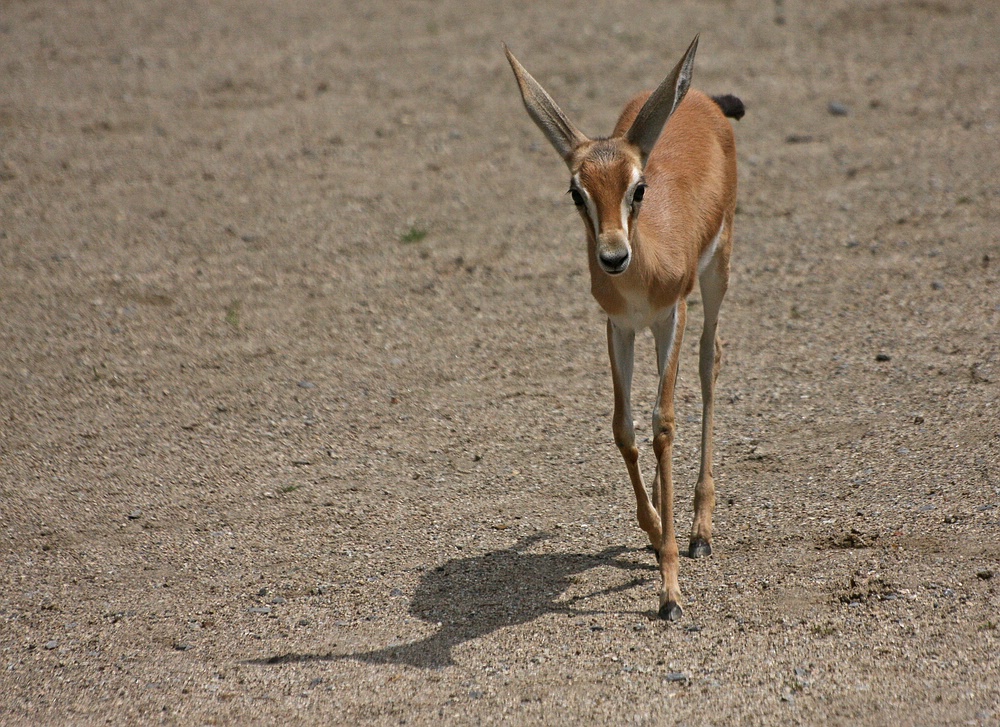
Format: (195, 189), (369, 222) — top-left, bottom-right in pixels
(689, 539), (712, 558)
(658, 600), (683, 621)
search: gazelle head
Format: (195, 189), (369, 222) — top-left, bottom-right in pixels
(505, 37), (698, 276)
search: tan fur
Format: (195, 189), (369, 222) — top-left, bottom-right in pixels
(506, 38), (739, 620)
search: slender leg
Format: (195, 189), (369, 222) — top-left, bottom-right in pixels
(690, 247), (730, 558)
(607, 320), (662, 548)
(650, 303), (686, 620)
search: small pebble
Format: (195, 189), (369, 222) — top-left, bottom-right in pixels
(174, 642), (193, 651)
(127, 509), (142, 520)
(828, 101), (850, 116)
(44, 640), (58, 650)
(875, 353), (891, 362)
(270, 596), (286, 605)
(248, 606), (271, 615)
(297, 381), (316, 389)
(665, 672), (688, 683)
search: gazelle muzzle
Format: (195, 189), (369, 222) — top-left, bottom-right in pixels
(597, 232), (631, 275)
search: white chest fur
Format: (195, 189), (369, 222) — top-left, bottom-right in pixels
(610, 291), (676, 332)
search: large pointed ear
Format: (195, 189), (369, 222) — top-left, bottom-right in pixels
(625, 35), (699, 158)
(504, 44), (588, 164)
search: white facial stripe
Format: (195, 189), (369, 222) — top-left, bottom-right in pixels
(621, 167), (643, 236)
(571, 172), (600, 240)
(620, 193), (630, 236)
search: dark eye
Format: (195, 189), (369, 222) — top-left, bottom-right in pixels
(569, 188), (585, 207)
(632, 183), (646, 204)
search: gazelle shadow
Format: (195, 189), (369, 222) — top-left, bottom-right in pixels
(254, 534), (654, 669)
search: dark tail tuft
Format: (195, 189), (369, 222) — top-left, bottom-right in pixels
(712, 94), (745, 120)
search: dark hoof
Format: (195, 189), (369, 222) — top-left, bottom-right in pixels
(658, 601), (683, 621)
(689, 539), (712, 559)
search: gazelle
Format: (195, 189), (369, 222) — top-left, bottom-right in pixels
(505, 37), (743, 620)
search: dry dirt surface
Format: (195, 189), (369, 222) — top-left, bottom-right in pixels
(2, 0), (999, 724)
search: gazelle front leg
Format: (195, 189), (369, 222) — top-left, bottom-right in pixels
(651, 303), (686, 620)
(607, 320), (662, 549)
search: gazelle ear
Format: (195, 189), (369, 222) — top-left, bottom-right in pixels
(625, 35), (699, 158)
(504, 44), (588, 164)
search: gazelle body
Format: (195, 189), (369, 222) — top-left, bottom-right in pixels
(505, 37), (743, 620)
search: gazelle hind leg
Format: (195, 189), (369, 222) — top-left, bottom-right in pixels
(690, 237), (730, 558)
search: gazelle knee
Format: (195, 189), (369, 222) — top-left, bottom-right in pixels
(612, 421), (636, 451)
(651, 414), (676, 454)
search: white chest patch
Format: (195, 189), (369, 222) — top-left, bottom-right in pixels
(610, 289), (672, 332)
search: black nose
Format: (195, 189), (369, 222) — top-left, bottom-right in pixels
(599, 250), (630, 273)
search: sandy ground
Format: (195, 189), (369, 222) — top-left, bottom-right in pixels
(2, 0), (999, 724)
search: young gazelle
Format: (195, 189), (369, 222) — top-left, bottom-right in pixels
(505, 37), (743, 620)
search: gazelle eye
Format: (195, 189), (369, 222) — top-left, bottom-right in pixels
(632, 183), (646, 204)
(569, 188), (585, 207)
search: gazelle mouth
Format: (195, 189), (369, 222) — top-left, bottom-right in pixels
(598, 254), (631, 275)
